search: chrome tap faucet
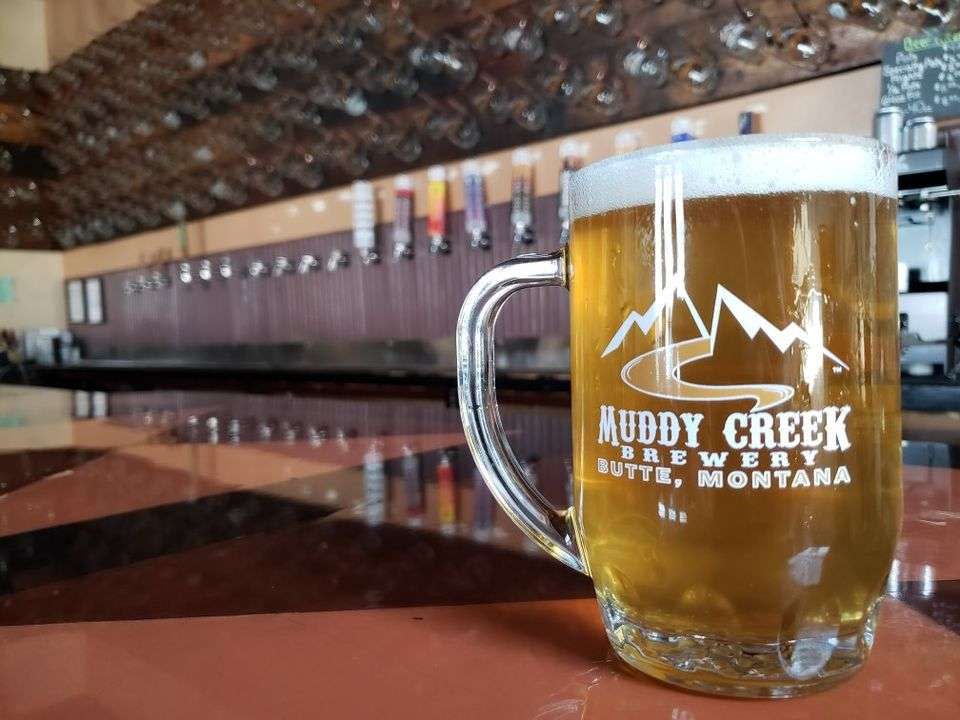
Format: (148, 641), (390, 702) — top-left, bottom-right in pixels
(297, 254), (320, 274)
(272, 256), (294, 276)
(326, 249), (349, 271)
(149, 269), (170, 289)
(197, 258), (213, 281)
(359, 248), (381, 265)
(247, 259), (268, 278)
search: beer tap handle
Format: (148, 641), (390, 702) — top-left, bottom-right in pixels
(456, 249), (586, 575)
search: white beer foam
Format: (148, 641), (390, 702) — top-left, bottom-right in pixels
(571, 134), (897, 220)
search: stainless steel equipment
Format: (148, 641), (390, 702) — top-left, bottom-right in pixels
(903, 116), (939, 152)
(873, 106), (903, 153)
(897, 144), (958, 379)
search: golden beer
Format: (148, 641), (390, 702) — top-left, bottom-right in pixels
(568, 138), (901, 695)
(457, 135), (900, 697)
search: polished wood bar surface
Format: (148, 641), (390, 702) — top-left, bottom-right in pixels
(0, 385), (956, 717)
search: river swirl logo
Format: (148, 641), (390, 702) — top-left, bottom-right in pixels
(601, 166), (847, 413)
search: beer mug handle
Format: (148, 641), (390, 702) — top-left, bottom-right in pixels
(456, 250), (586, 575)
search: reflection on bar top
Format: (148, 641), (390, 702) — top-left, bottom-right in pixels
(0, 383), (957, 717)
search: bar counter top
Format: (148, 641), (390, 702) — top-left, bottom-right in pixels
(0, 384), (958, 718)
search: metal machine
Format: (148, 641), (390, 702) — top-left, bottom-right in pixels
(897, 143), (959, 382)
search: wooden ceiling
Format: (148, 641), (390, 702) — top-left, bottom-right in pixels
(0, 0), (948, 250)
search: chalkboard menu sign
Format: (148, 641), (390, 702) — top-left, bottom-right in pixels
(880, 30), (960, 120)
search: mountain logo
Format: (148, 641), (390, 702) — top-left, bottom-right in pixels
(601, 165), (847, 413)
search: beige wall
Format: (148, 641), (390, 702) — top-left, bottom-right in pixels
(0, 250), (65, 329)
(44, 0), (156, 65)
(0, 0), (155, 70)
(0, 386), (72, 450)
(0, 0), (49, 70)
(63, 65), (883, 279)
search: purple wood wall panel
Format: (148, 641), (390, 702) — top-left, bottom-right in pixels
(71, 196), (571, 353)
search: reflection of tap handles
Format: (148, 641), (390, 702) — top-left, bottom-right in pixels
(362, 441), (387, 526)
(227, 417), (241, 444)
(471, 465), (494, 540)
(219, 257), (233, 279)
(401, 445), (425, 526)
(178, 262), (193, 284)
(272, 256), (294, 277)
(281, 420), (299, 444)
(185, 414), (200, 443)
(307, 424), (327, 447)
(206, 415), (219, 444)
(257, 418), (274, 441)
(437, 450), (458, 534)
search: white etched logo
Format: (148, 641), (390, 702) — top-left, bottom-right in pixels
(602, 166), (847, 413)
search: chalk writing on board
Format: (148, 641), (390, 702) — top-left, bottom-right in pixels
(880, 30), (960, 120)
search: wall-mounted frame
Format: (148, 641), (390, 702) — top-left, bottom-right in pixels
(66, 279), (85, 324)
(83, 277), (105, 324)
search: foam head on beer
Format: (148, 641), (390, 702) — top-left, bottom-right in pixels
(571, 134), (897, 220)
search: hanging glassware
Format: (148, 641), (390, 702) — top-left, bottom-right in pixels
(538, 0), (581, 34)
(672, 47), (721, 95)
(582, 0), (625, 36)
(825, 0), (894, 30)
(772, 4), (832, 69)
(621, 37), (670, 87)
(715, 4), (770, 63)
(583, 57), (626, 116)
(501, 16), (546, 62)
(894, 0), (957, 25)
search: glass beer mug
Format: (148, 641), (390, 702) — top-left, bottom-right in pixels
(457, 135), (901, 697)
